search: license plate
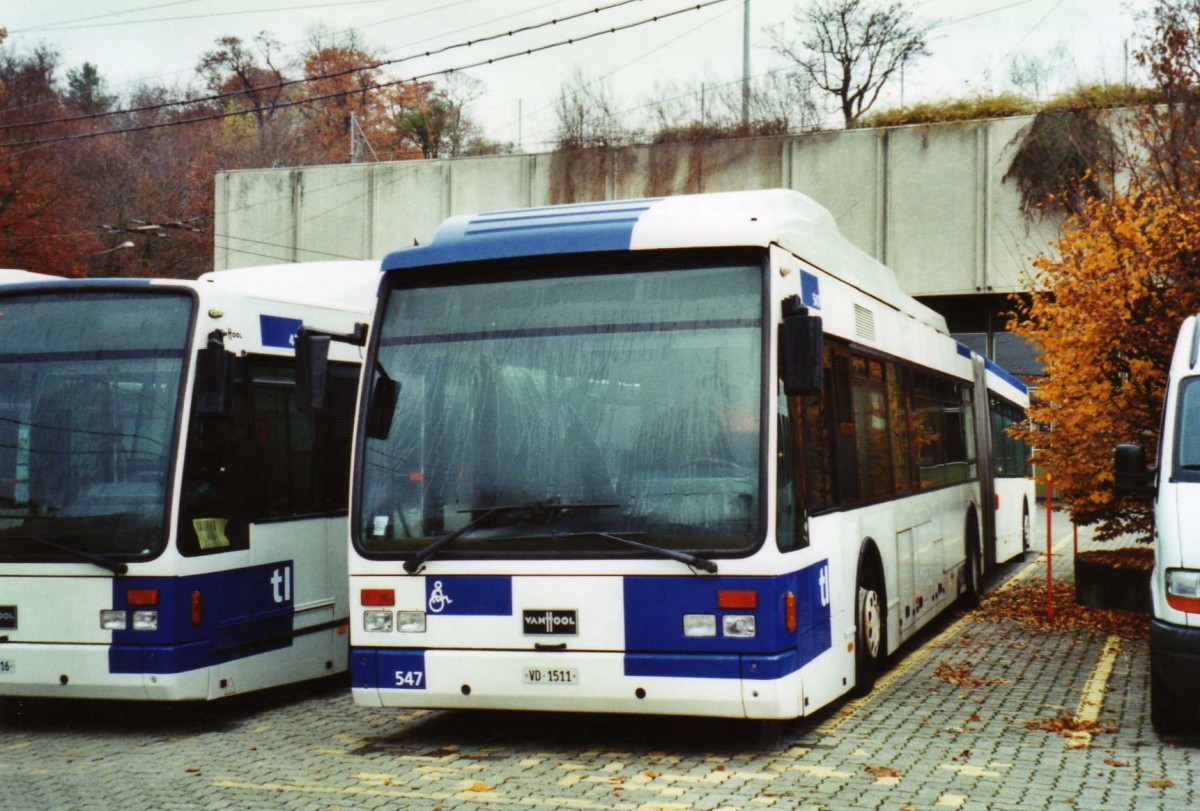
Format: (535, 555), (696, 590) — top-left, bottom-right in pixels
(523, 666), (578, 686)
(0, 659), (14, 675)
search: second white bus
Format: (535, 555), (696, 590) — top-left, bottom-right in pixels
(0, 262), (378, 702)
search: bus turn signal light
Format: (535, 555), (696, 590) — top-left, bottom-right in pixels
(717, 589), (757, 609)
(362, 588), (396, 606)
(785, 591), (797, 632)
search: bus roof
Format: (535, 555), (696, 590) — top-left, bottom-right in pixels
(381, 189), (946, 334)
(0, 269), (59, 285)
(197, 260), (382, 313)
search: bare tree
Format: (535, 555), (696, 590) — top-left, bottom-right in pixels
(553, 70), (631, 150)
(1007, 42), (1072, 101)
(769, 0), (932, 127)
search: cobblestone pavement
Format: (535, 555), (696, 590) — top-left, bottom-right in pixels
(1, 509), (1193, 811)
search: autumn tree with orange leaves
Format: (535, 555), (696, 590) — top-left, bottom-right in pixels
(1011, 0), (1200, 541)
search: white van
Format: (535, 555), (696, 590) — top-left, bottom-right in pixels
(1115, 315), (1200, 734)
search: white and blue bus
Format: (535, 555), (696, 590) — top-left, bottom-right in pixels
(342, 190), (1032, 718)
(0, 261), (378, 701)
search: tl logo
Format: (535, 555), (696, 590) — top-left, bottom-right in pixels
(818, 563), (831, 607)
(271, 565), (293, 604)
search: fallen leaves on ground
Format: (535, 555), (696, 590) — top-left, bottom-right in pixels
(932, 661), (1007, 688)
(1076, 547), (1154, 571)
(974, 581), (1149, 640)
(865, 765), (902, 778)
(1024, 714), (1101, 735)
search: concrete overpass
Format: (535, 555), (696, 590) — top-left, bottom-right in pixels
(214, 114), (1058, 376)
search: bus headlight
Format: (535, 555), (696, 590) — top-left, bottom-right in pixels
(1166, 569), (1200, 613)
(723, 615), (756, 638)
(363, 610), (393, 632)
(683, 614), (716, 637)
(131, 611), (158, 631)
(396, 611), (426, 633)
(100, 610), (127, 631)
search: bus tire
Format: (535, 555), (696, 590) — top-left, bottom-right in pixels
(961, 514), (984, 609)
(1022, 501), (1031, 554)
(1150, 660), (1190, 735)
(851, 552), (886, 698)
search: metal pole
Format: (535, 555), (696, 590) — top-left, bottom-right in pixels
(1046, 472), (1053, 620)
(742, 0), (750, 129)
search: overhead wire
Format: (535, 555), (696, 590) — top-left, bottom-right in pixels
(1, 0), (732, 153)
(0, 0), (647, 132)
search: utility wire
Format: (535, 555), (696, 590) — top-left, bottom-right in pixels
(10, 0), (441, 34)
(1, 0), (730, 152)
(9, 0), (202, 33)
(1, 0), (646, 132)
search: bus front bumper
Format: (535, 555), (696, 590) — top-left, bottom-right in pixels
(351, 647), (804, 719)
(0, 642), (209, 701)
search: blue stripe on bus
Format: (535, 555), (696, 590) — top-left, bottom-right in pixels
(353, 563), (832, 688)
(108, 561), (295, 675)
(984, 357), (1028, 395)
(955, 342), (1028, 395)
(382, 201), (657, 271)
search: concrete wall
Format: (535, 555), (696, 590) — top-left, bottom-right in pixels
(214, 115), (1061, 297)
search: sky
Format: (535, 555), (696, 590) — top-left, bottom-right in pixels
(3, 0), (1153, 151)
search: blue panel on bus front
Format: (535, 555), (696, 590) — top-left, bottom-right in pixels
(260, 314), (303, 349)
(621, 561), (832, 671)
(353, 648), (427, 690)
(424, 576), (512, 616)
(382, 199), (662, 270)
(108, 561), (295, 675)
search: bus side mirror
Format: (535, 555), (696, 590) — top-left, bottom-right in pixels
(296, 328), (330, 414)
(195, 334), (232, 416)
(365, 372), (399, 440)
(1113, 443), (1154, 498)
(781, 296), (823, 396)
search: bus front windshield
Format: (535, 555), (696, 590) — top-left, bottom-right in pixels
(358, 256), (765, 559)
(0, 290), (192, 562)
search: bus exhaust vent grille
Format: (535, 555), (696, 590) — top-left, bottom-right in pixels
(854, 304), (876, 342)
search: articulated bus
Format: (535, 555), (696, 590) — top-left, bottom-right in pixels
(0, 261), (378, 701)
(342, 190), (1032, 719)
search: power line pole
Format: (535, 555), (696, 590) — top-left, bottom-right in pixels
(742, 0), (750, 129)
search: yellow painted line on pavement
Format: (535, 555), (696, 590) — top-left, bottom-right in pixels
(816, 529), (1076, 735)
(1066, 634), (1123, 749)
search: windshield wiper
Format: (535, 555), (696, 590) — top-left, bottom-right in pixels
(550, 530), (719, 574)
(402, 502), (618, 574)
(0, 535), (128, 575)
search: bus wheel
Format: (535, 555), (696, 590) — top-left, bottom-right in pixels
(1022, 502), (1031, 553)
(852, 559), (885, 698)
(961, 521), (984, 609)
(1150, 660), (1191, 735)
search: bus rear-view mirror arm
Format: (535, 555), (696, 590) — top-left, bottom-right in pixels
(1113, 442), (1156, 498)
(296, 323), (368, 414)
(195, 330), (233, 417)
(780, 294), (823, 396)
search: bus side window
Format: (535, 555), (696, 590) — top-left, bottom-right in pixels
(888, 363), (914, 493)
(830, 349), (859, 504)
(177, 361), (252, 556)
(776, 385), (799, 551)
